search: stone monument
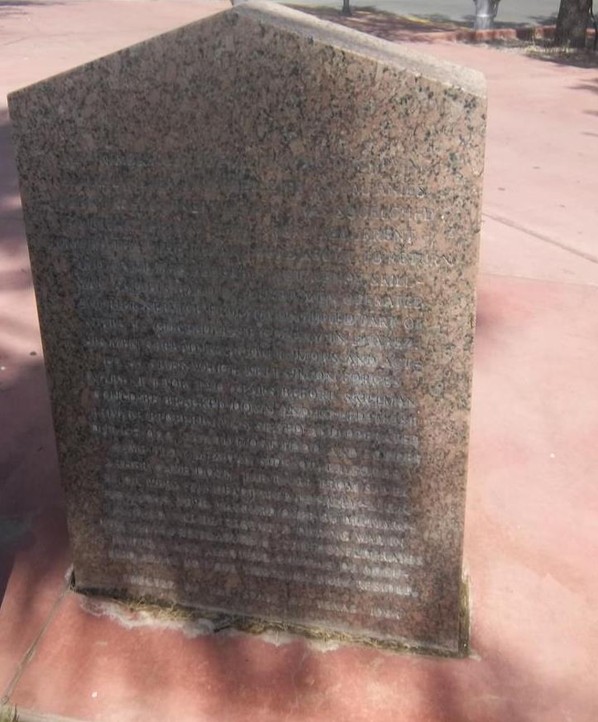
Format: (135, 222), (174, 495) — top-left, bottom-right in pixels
(8, 1), (486, 654)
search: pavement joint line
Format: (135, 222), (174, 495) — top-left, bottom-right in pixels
(482, 212), (598, 264)
(0, 570), (71, 707)
(480, 270), (598, 288)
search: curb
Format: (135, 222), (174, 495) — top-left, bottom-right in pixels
(411, 25), (555, 43)
(404, 24), (598, 44)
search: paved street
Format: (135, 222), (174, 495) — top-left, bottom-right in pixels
(282, 0), (560, 26)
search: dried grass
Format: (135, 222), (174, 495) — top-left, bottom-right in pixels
(0, 706), (19, 722)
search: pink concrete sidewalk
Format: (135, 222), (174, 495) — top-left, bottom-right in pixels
(1, 2), (597, 721)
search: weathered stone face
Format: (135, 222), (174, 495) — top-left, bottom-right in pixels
(8, 1), (486, 654)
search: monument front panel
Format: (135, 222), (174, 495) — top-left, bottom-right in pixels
(8, 2), (486, 653)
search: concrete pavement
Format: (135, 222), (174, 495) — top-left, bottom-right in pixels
(1, 2), (597, 721)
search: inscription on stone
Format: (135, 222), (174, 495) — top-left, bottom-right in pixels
(8, 1), (486, 653)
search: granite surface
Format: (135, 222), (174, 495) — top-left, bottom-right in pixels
(8, 0), (486, 654)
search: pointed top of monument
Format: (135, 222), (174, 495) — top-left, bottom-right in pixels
(8, 0), (485, 106)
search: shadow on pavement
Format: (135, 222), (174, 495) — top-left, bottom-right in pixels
(291, 4), (462, 41)
(0, 1), (64, 7)
(290, 4), (561, 43)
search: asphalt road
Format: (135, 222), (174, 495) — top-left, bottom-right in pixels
(282, 0), (560, 26)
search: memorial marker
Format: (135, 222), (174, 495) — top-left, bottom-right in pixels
(8, 1), (486, 654)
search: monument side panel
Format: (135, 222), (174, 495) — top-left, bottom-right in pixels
(8, 2), (486, 653)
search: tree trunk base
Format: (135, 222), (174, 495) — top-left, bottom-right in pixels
(555, 0), (591, 48)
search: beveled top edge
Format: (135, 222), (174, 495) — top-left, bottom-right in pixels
(236, 1), (486, 98)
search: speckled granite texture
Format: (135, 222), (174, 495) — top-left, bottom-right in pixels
(8, 1), (486, 654)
